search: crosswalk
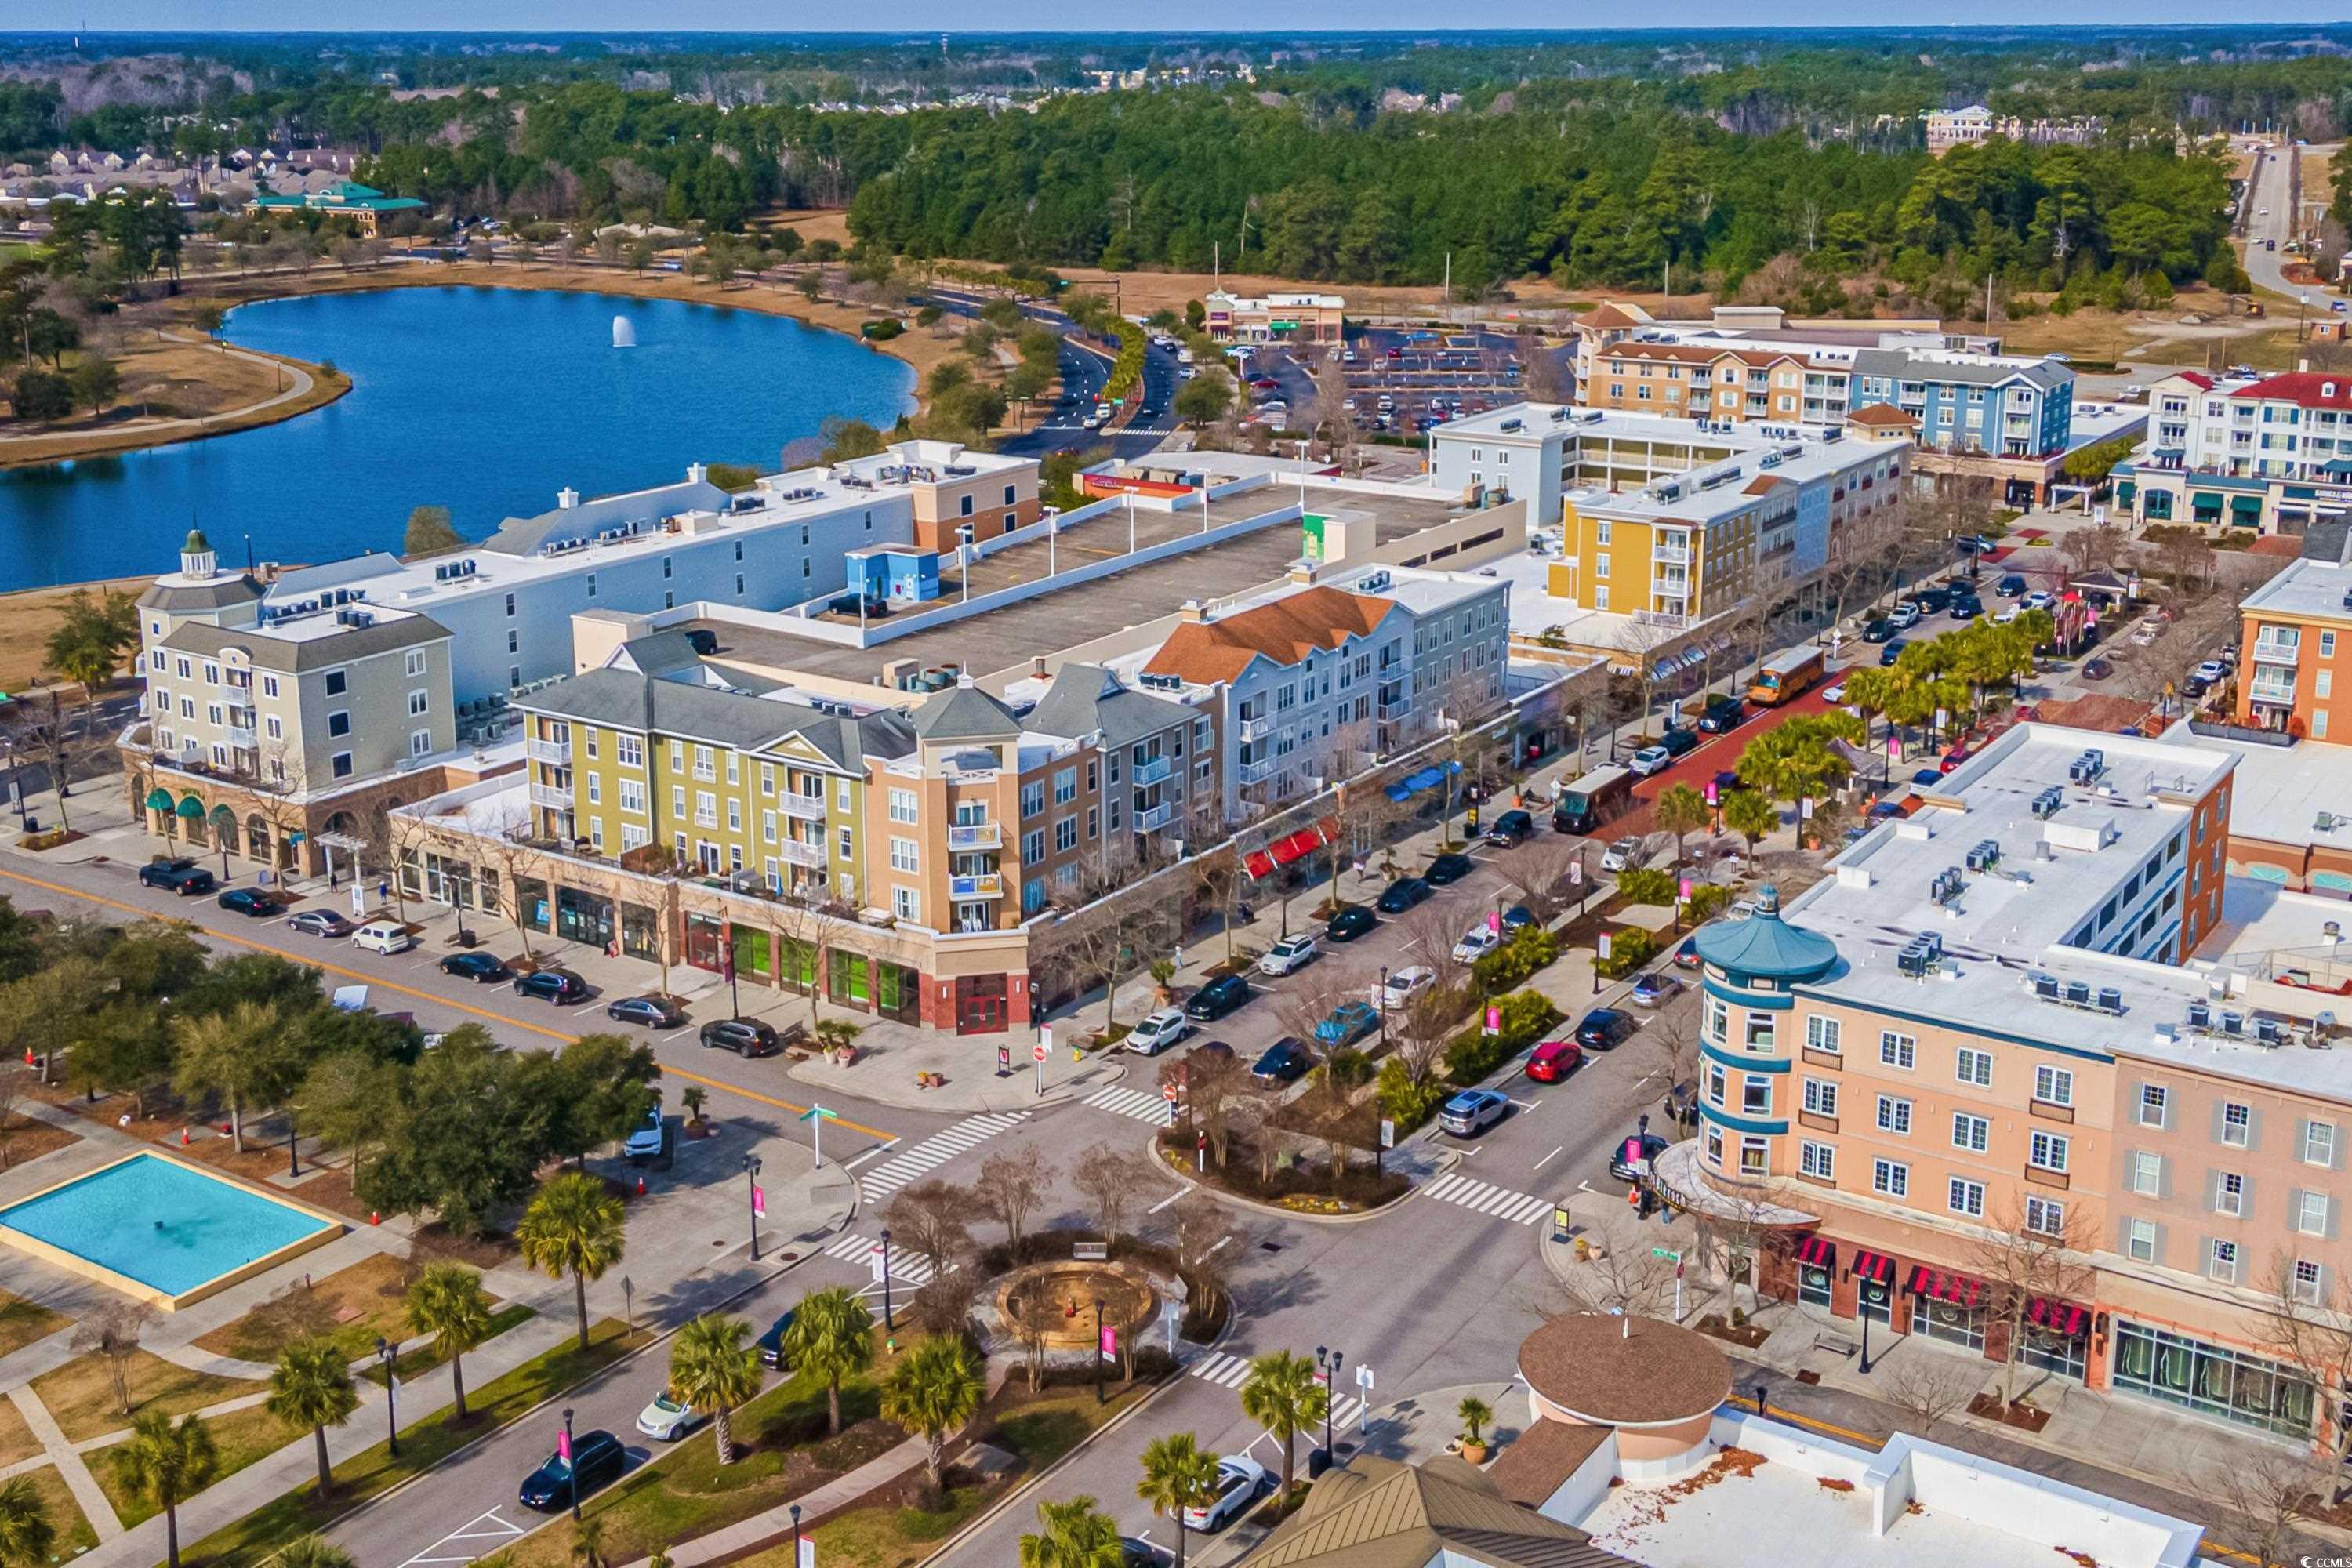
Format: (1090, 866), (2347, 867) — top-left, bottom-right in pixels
(1083, 1085), (1176, 1124)
(822, 1231), (938, 1286)
(1423, 1171), (1554, 1226)
(1188, 1352), (1368, 1428)
(856, 1112), (1029, 1203)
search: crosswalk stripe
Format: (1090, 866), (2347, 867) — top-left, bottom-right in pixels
(1425, 1171), (1550, 1225)
(1426, 1173), (1468, 1201)
(1188, 1352), (1251, 1388)
(1084, 1086), (1174, 1123)
(858, 1112), (1029, 1202)
(820, 1232), (938, 1283)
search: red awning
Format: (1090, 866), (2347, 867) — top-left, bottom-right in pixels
(1850, 1249), (1896, 1286)
(1905, 1265), (1985, 1309)
(2027, 1296), (2089, 1338)
(1794, 1235), (1835, 1268)
(1268, 830), (1317, 866)
(1243, 850), (1277, 881)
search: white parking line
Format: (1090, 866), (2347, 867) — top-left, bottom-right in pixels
(1147, 1189), (1189, 1214)
(1532, 1145), (1563, 1171)
(400, 1508), (525, 1566)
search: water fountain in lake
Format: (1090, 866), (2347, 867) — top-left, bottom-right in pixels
(612, 315), (637, 348)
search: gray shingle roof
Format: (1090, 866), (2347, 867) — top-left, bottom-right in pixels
(139, 576), (264, 615)
(519, 667), (915, 764)
(1849, 348), (2068, 392)
(1025, 664), (1189, 749)
(909, 682), (1021, 742)
(610, 631), (704, 677)
(159, 612), (450, 674)
(478, 478), (732, 558)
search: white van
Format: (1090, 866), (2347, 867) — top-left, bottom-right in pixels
(1177, 347), (1194, 365)
(351, 919), (416, 956)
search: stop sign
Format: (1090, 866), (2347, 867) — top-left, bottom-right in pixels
(1033, 1043), (1049, 1062)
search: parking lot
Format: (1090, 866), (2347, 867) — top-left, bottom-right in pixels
(1232, 325), (1573, 436)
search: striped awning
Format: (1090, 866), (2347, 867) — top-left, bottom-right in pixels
(1243, 850), (1278, 881)
(1793, 1235), (1835, 1269)
(1906, 1265), (1984, 1309)
(1850, 1249), (1896, 1286)
(2027, 1296), (2089, 1338)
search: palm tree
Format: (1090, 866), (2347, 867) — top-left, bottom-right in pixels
(266, 1339), (358, 1496)
(1652, 782), (1711, 873)
(1239, 1350), (1326, 1501)
(1722, 789), (1780, 871)
(1137, 1432), (1221, 1568)
(570, 1515), (608, 1568)
(668, 1315), (763, 1465)
(0, 1475), (56, 1568)
(880, 1335), (985, 1497)
(276, 1537), (357, 1568)
(1018, 1495), (1124, 1568)
(782, 1287), (875, 1436)
(107, 1410), (217, 1568)
(405, 1261), (494, 1421)
(516, 1171), (626, 1351)
(1457, 1394), (1494, 1447)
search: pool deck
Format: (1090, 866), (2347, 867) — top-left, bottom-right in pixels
(0, 1149), (347, 1312)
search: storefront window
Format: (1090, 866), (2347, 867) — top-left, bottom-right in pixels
(2112, 1321), (2316, 1437)
(684, 913), (727, 972)
(556, 887), (615, 949)
(829, 948), (871, 1007)
(2020, 1325), (2087, 1380)
(620, 902), (659, 963)
(876, 961), (919, 1023)
(1912, 1297), (1985, 1352)
(398, 848), (424, 898)
(778, 938), (818, 995)
(1857, 1274), (1893, 1326)
(514, 876), (551, 933)
(731, 924), (771, 982)
(1798, 1265), (1831, 1308)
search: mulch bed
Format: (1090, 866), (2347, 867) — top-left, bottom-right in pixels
(1965, 1392), (2051, 1433)
(1153, 1127), (1408, 1210)
(0, 1114), (80, 1169)
(1693, 1314), (1771, 1349)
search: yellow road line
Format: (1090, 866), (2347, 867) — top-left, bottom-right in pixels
(0, 862), (895, 1141)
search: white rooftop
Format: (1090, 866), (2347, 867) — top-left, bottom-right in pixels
(2236, 551), (2352, 626)
(2063, 398), (2152, 455)
(2159, 719), (2352, 851)
(1479, 546), (1733, 661)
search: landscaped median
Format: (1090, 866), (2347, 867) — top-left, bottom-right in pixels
(180, 1318), (651, 1567)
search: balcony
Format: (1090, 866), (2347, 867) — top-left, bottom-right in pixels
(1238, 756), (1283, 784)
(780, 838), (827, 867)
(1134, 802), (1175, 832)
(949, 872), (1005, 900)
(781, 793), (827, 822)
(2251, 636), (2302, 666)
(947, 822), (1003, 850)
(1131, 755), (1174, 787)
(1653, 545), (1691, 565)
(226, 726), (256, 750)
(528, 781), (573, 809)
(1236, 714), (1274, 742)
(2247, 673), (2297, 708)
(527, 736), (572, 765)
(1378, 700), (1414, 723)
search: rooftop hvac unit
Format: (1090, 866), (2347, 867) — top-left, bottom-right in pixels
(1759, 453), (1783, 469)
(1548, 408), (1570, 423)
(2064, 979), (2092, 1007)
(2033, 973), (2062, 1000)
(2187, 999), (2211, 1029)
(1965, 839), (2002, 872)
(1499, 418), (1523, 433)
(2096, 987), (2124, 1014)
(2255, 1017), (2285, 1046)
(2220, 1011), (2245, 1036)
(2031, 786), (2065, 819)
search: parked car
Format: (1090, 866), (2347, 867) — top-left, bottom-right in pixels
(1628, 745), (1673, 778)
(1120, 1539), (1170, 1568)
(1659, 726), (1701, 760)
(636, 1390), (700, 1442)
(1916, 585), (1955, 613)
(1183, 1457), (1269, 1532)
(1313, 1001), (1380, 1047)
(1995, 574), (2028, 598)
(1452, 926), (1501, 963)
(1878, 640), (1909, 668)
(1483, 809), (1536, 848)
(1425, 852), (1475, 884)
(285, 909), (355, 938)
(1695, 695), (1746, 734)
(1326, 906), (1379, 942)
(141, 860), (216, 896)
(2024, 590), (2055, 612)
(350, 919), (416, 955)
(623, 1103), (665, 1160)
(2082, 657), (2114, 681)
(1439, 1088), (1511, 1137)
(518, 1428), (625, 1512)
(1608, 1132), (1672, 1184)
(215, 887), (281, 918)
(607, 994), (688, 1029)
(1672, 935), (1701, 970)
(1573, 1008), (1635, 1051)
(699, 1017), (782, 1057)
(1125, 1008), (1195, 1056)
(1948, 596), (1984, 622)
(1250, 1037), (1316, 1085)
(826, 593), (890, 619)
(1860, 618), (1895, 644)
(1381, 966), (1436, 1010)
(1599, 837), (1645, 873)
(1661, 1080), (1700, 1127)
(1887, 602), (1922, 630)
(1257, 934), (1320, 975)
(1501, 905), (1536, 932)
(1524, 1038), (1583, 1083)
(1375, 877), (1431, 913)
(755, 1308), (798, 1368)
(2193, 659), (2229, 684)
(439, 951), (512, 983)
(1184, 975), (1253, 1022)
(1630, 972), (1682, 1008)
(514, 968), (589, 1005)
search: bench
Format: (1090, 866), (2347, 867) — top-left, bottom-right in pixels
(1813, 1331), (1859, 1359)
(1072, 1241), (1110, 1263)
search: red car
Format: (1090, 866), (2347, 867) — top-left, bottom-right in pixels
(1525, 1038), (1584, 1083)
(1250, 376), (1279, 390)
(1940, 742), (1973, 774)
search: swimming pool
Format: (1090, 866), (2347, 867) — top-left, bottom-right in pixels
(0, 1152), (343, 1309)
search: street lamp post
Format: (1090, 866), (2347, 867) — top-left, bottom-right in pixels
(563, 1406), (580, 1522)
(743, 1153), (762, 1261)
(375, 1337), (399, 1460)
(1857, 1295), (1877, 1374)
(1316, 1345), (1344, 1465)
(790, 1504), (804, 1566)
(1093, 1297), (1107, 1406)
(286, 1107), (299, 1178)
(1377, 964), (1388, 1048)
(880, 1227), (895, 1331)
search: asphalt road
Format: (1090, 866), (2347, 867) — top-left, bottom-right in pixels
(914, 285), (1178, 463)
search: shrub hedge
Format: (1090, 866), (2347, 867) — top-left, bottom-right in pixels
(1471, 924), (1560, 992)
(1594, 926), (1658, 980)
(1442, 989), (1563, 1084)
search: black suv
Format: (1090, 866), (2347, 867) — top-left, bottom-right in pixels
(1483, 810), (1536, 848)
(518, 1428), (624, 1512)
(1573, 1008), (1636, 1051)
(513, 968), (589, 1004)
(756, 1308), (798, 1367)
(1375, 877), (1431, 913)
(1658, 727), (1700, 760)
(439, 951), (512, 984)
(1183, 974), (1253, 1022)
(1695, 695), (1745, 734)
(700, 1017), (782, 1057)
(1425, 852), (1475, 885)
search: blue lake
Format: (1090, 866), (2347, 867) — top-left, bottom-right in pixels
(0, 285), (916, 592)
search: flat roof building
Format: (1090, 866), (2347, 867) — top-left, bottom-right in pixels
(1202, 288), (1345, 345)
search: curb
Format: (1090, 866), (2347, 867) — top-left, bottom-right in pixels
(1136, 1127), (1460, 1227)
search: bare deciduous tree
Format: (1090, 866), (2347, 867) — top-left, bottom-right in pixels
(1962, 1196), (2101, 1410)
(770, 891), (857, 1033)
(1164, 1047), (1250, 1169)
(977, 1146), (1054, 1257)
(882, 1179), (982, 1278)
(2253, 1252), (2352, 1498)
(2198, 1443), (2333, 1568)
(1499, 839), (1580, 924)
(1878, 1354), (1984, 1436)
(1548, 1207), (1682, 1319)
(1170, 1193), (1231, 1326)
(74, 1301), (156, 1417)
(1072, 1140), (1155, 1250)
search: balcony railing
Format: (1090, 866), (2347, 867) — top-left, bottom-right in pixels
(780, 839), (827, 867)
(1238, 756), (1282, 784)
(949, 872), (1005, 900)
(1653, 545), (1692, 565)
(1131, 755), (1174, 787)
(527, 737), (572, 765)
(780, 793), (827, 822)
(1133, 802), (1175, 832)
(1236, 714), (1274, 742)
(528, 781), (573, 808)
(226, 726), (256, 750)
(947, 822), (1003, 850)
(2251, 637), (2303, 666)
(1378, 701), (1414, 723)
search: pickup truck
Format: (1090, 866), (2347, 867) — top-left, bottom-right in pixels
(138, 858), (216, 895)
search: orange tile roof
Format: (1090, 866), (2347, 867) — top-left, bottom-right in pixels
(1847, 403), (1918, 427)
(1142, 586), (1397, 686)
(1581, 303), (1647, 329)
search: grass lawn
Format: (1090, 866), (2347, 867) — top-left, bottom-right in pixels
(180, 1319), (651, 1568)
(191, 1252), (416, 1367)
(0, 1288), (67, 1359)
(30, 1349), (262, 1443)
(501, 1334), (895, 1568)
(0, 1396), (40, 1467)
(94, 1401), (299, 1528)
(19, 1463), (98, 1555)
(362, 1304), (535, 1389)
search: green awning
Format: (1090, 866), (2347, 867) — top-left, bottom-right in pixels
(2116, 481), (2135, 504)
(144, 787), (172, 812)
(174, 795), (206, 820)
(2231, 495), (2264, 514)
(2191, 492), (2224, 509)
(207, 804), (237, 830)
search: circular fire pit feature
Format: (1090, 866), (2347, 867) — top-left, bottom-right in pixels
(995, 1259), (1160, 1349)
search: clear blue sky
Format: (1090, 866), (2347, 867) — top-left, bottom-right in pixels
(12, 6), (2342, 31)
